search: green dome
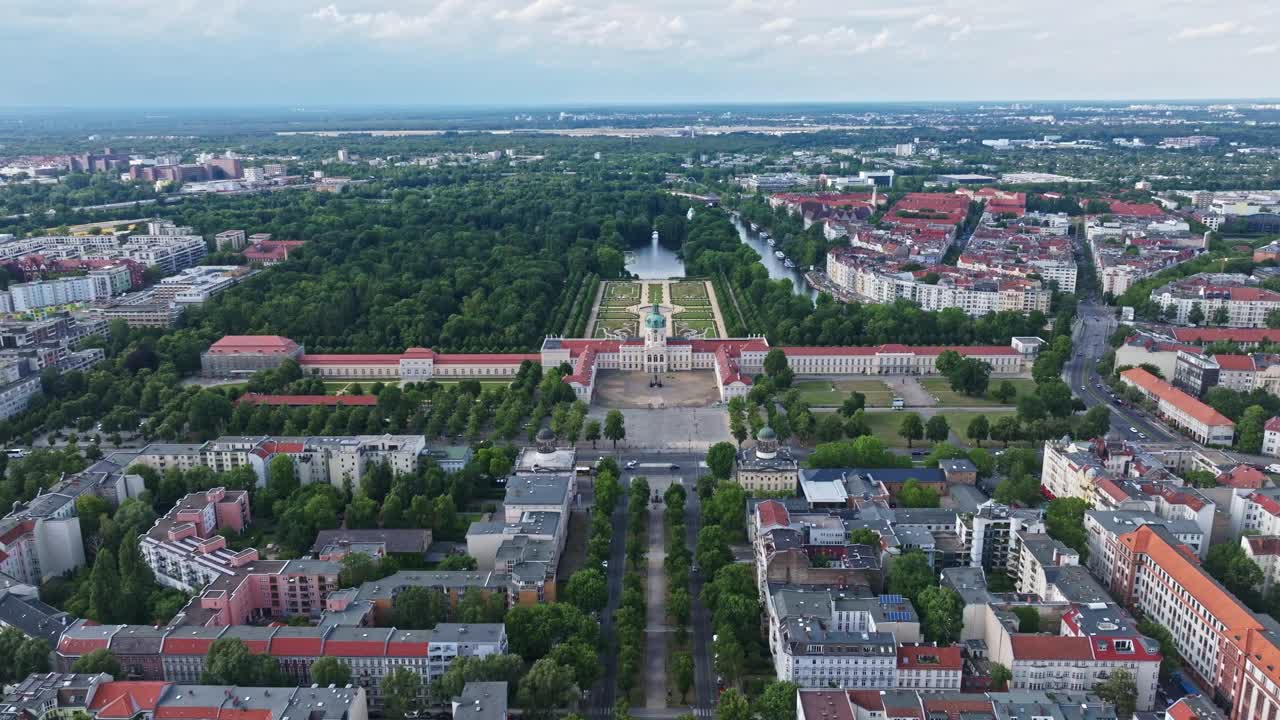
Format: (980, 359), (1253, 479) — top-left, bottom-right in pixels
(758, 426), (777, 441)
(644, 306), (665, 330)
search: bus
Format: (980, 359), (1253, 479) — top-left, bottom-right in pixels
(574, 465), (594, 477)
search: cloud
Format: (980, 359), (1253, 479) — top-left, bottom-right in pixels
(855, 27), (891, 53)
(308, 1), (465, 38)
(494, 0), (573, 22)
(914, 13), (961, 29)
(760, 16), (794, 31)
(1248, 43), (1278, 54)
(1171, 21), (1238, 40)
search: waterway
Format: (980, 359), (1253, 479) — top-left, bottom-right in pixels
(729, 215), (819, 301)
(625, 232), (686, 279)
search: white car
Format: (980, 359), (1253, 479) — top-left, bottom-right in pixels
(626, 460), (638, 469)
(1268, 464), (1280, 474)
(1129, 427), (1138, 434)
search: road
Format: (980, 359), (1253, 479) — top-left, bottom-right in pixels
(1067, 299), (1179, 442)
(584, 453), (712, 719)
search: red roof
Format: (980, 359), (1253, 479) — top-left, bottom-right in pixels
(58, 635), (113, 655)
(236, 393), (377, 407)
(897, 644), (962, 670)
(1214, 354), (1259, 372)
(433, 353), (538, 365)
(268, 635), (324, 656)
(1095, 477), (1131, 503)
(757, 500), (791, 530)
(1173, 328), (1280, 345)
(1250, 492), (1280, 518)
(1101, 200), (1164, 217)
(781, 344), (1017, 357)
(799, 692), (855, 720)
(205, 336), (300, 355)
(1218, 464), (1266, 489)
(161, 635), (219, 656)
(89, 682), (170, 719)
(1010, 635), (1094, 661)
(1267, 417), (1280, 432)
(324, 640), (389, 657)
(386, 639), (429, 656)
(299, 353), (400, 366)
(1119, 368), (1234, 429)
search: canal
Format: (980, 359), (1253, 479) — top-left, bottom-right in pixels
(729, 215), (818, 301)
(625, 232), (685, 279)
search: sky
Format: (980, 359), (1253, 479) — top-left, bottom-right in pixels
(3, 0), (1279, 106)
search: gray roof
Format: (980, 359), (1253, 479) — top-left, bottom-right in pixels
(430, 623), (506, 644)
(311, 528), (431, 555)
(453, 682), (508, 720)
(939, 459), (976, 473)
(0, 592), (73, 646)
(503, 475), (571, 507)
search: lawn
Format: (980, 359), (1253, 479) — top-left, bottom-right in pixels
(601, 281), (641, 307)
(671, 281), (712, 306)
(647, 283), (664, 304)
(918, 377), (1037, 407)
(674, 310), (714, 320)
(674, 319), (718, 338)
(593, 318), (637, 337)
(795, 379), (896, 407)
(857, 409), (1016, 447)
(324, 381), (388, 395)
(597, 310), (639, 320)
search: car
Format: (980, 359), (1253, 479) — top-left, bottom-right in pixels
(911, 449), (927, 456)
(625, 460), (638, 469)
(691, 565), (699, 574)
(1129, 427), (1138, 434)
(669, 463), (680, 470)
(1138, 432), (1147, 439)
(601, 560), (608, 568)
(1268, 464), (1280, 474)
(1081, 385), (1086, 391)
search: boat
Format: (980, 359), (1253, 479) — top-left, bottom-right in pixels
(759, 230), (770, 239)
(774, 250), (786, 259)
(767, 238), (777, 247)
(784, 259), (796, 268)
(750, 222), (759, 231)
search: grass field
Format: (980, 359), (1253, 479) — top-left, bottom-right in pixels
(324, 381), (386, 395)
(795, 379), (896, 407)
(671, 281), (711, 306)
(601, 281), (641, 307)
(593, 317), (637, 337)
(647, 283), (664, 304)
(674, 319), (718, 338)
(918, 377), (1037, 407)
(674, 310), (714, 320)
(597, 310), (639, 320)
(858, 409), (1016, 447)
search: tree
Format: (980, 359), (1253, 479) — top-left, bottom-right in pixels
(917, 586), (962, 643)
(338, 552), (379, 588)
(585, 420), (601, 449)
(990, 415), (1021, 447)
(1045, 498), (1090, 560)
(713, 634), (745, 687)
(947, 358), (991, 397)
(886, 550), (936, 603)
(763, 348), (789, 378)
(504, 603), (597, 662)
(1238, 405), (1268, 453)
(517, 658), (579, 720)
(1076, 405), (1111, 439)
(381, 667), (423, 720)
(564, 568), (608, 612)
(434, 654), (525, 704)
(705, 441), (737, 479)
(1137, 620), (1182, 678)
(202, 638), (286, 686)
(1212, 306), (1230, 326)
(1012, 606), (1041, 633)
(935, 350), (962, 375)
(849, 528), (881, 547)
(897, 479), (940, 508)
(673, 652), (695, 702)
(1268, 308), (1280, 329)
(898, 413), (924, 448)
(1204, 543), (1264, 602)
(839, 391), (866, 418)
(604, 409), (626, 448)
(1188, 302), (1205, 327)
(88, 548), (120, 623)
(991, 663), (1012, 691)
(266, 454), (299, 503)
(71, 648), (121, 676)
(924, 415), (950, 444)
(696, 525), (734, 579)
(393, 586), (446, 630)
(716, 689), (752, 720)
(966, 415), (989, 447)
(992, 381), (1017, 404)
(757, 681), (799, 720)
(1016, 394), (1046, 423)
(1094, 668), (1138, 719)
(310, 657), (352, 687)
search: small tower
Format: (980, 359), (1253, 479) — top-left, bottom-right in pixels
(756, 426), (779, 459)
(535, 427), (557, 453)
(643, 303), (666, 345)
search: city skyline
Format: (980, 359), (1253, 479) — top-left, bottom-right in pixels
(3, 0), (1278, 106)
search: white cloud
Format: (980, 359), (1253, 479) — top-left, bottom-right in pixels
(760, 16), (794, 31)
(308, 1), (466, 38)
(1247, 43), (1279, 54)
(1172, 21), (1238, 40)
(914, 13), (961, 29)
(855, 27), (891, 53)
(494, 0), (573, 22)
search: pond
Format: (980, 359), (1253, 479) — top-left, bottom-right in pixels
(625, 231), (686, 279)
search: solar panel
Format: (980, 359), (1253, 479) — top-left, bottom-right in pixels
(885, 611), (913, 622)
(879, 594), (905, 604)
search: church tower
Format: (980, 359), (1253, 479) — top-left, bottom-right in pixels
(642, 304), (668, 373)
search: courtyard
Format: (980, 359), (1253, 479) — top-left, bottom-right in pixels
(793, 378), (896, 407)
(588, 405), (731, 452)
(592, 369), (723, 408)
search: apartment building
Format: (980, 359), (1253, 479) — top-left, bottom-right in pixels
(767, 586), (915, 688)
(1085, 510), (1206, 587)
(1264, 417), (1280, 458)
(1150, 274), (1280, 328)
(139, 488), (255, 594)
(54, 622), (505, 707)
(800, 689), (1120, 720)
(135, 434), (427, 489)
(214, 229), (246, 251)
(958, 502), (1046, 571)
(734, 427), (800, 493)
(1119, 368), (1236, 445)
(4, 276), (100, 311)
(1009, 531), (1080, 598)
(780, 343), (1026, 376)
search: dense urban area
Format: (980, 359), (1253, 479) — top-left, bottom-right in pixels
(0, 100), (1278, 720)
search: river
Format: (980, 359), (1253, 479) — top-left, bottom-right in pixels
(625, 232), (686, 279)
(729, 215), (818, 301)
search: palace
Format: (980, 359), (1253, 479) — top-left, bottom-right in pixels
(201, 306), (1033, 402)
